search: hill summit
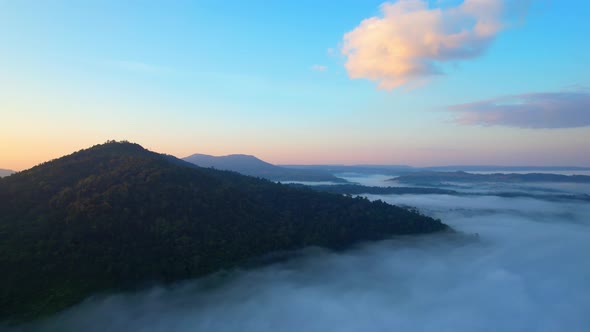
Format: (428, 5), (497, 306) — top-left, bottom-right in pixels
(0, 141), (448, 322)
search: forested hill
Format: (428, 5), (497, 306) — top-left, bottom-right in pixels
(0, 141), (448, 322)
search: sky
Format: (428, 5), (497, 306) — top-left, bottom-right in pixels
(1, 0), (589, 171)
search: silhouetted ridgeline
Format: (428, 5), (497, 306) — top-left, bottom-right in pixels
(0, 141), (448, 322)
(424, 165), (590, 172)
(392, 171), (590, 184)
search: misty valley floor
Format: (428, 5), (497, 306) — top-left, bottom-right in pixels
(6, 181), (590, 332)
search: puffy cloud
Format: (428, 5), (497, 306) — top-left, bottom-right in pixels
(341, 0), (519, 89)
(448, 91), (590, 128)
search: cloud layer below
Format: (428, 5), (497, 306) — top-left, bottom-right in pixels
(449, 91), (590, 128)
(341, 0), (515, 89)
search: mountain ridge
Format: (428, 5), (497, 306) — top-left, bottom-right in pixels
(0, 141), (448, 322)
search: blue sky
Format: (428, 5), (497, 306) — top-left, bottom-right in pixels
(1, 0), (589, 170)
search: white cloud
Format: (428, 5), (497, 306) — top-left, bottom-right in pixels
(341, 0), (524, 89)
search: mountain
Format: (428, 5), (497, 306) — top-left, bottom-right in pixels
(183, 153), (279, 174)
(392, 171), (590, 184)
(0, 169), (15, 178)
(0, 141), (448, 322)
(183, 153), (347, 182)
(281, 164), (416, 176)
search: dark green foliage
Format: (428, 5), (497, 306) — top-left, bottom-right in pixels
(0, 141), (448, 322)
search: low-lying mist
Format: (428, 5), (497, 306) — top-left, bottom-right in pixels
(6, 181), (590, 332)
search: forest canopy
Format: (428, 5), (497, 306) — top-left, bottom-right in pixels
(0, 141), (448, 322)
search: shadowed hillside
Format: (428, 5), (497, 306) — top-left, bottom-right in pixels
(0, 141), (448, 323)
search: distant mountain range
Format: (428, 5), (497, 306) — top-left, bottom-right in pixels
(281, 164), (414, 176)
(281, 164), (590, 176)
(0, 141), (446, 322)
(423, 165), (590, 172)
(183, 153), (347, 182)
(392, 171), (590, 184)
(0, 169), (15, 178)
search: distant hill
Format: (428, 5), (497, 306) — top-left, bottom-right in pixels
(184, 153), (347, 182)
(0, 141), (447, 322)
(419, 165), (590, 173)
(293, 184), (590, 203)
(281, 164), (590, 176)
(424, 165), (590, 172)
(392, 171), (590, 185)
(280, 164), (415, 176)
(0, 169), (15, 178)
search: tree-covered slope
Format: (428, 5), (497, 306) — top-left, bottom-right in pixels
(0, 141), (448, 322)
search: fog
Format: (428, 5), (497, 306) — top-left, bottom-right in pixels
(280, 181), (342, 186)
(6, 179), (590, 332)
(468, 170), (590, 176)
(336, 173), (394, 187)
(387, 178), (590, 195)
